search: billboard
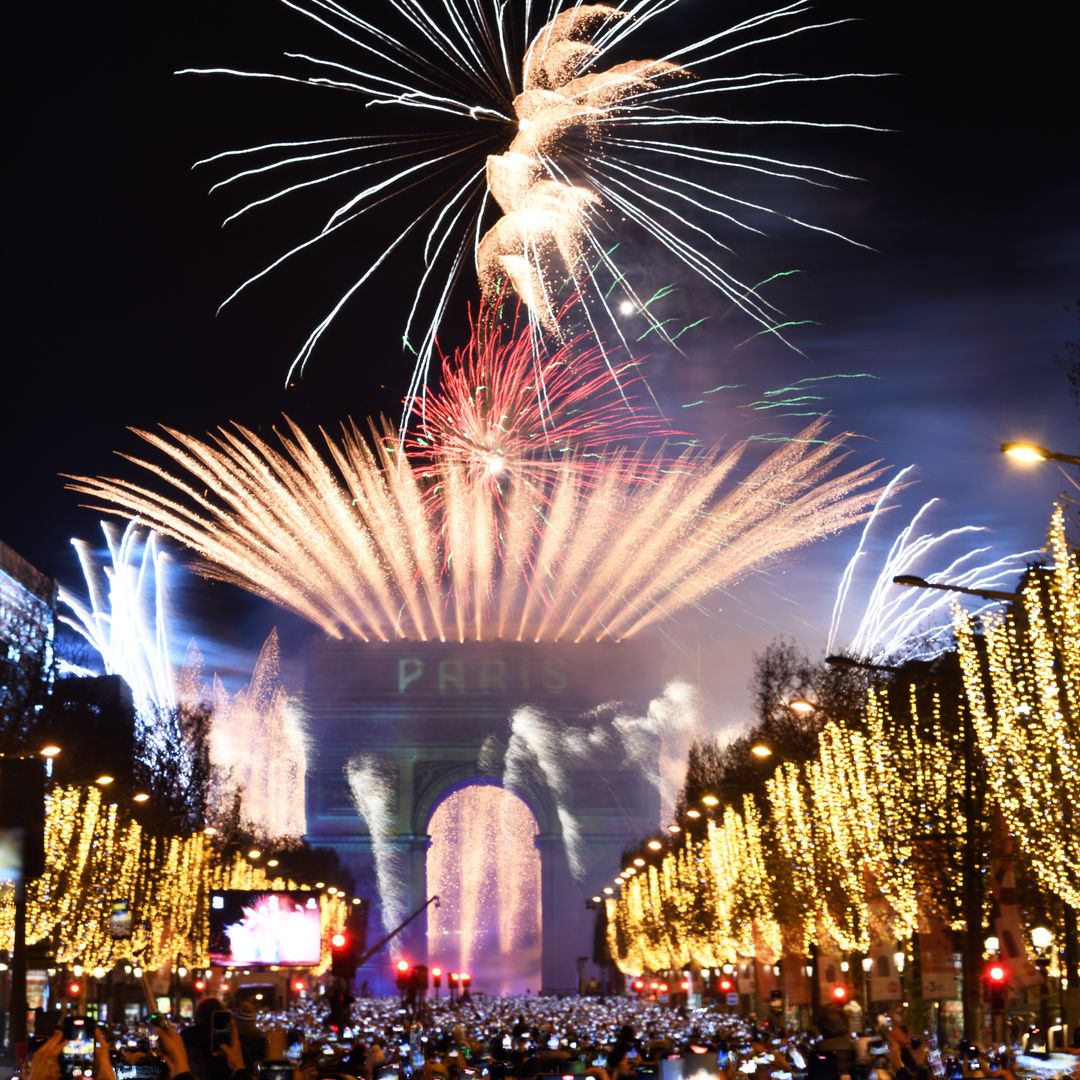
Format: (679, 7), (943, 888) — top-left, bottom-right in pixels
(209, 890), (322, 966)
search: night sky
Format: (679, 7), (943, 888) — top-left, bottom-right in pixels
(5, 1), (1078, 719)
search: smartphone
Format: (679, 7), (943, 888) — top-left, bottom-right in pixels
(115, 1062), (170, 1080)
(61, 1017), (96, 1079)
(140, 974), (160, 1017)
(259, 1062), (295, 1080)
(211, 1010), (233, 1052)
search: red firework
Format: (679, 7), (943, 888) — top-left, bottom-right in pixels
(406, 298), (673, 487)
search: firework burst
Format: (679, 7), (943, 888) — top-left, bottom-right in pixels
(66, 417), (884, 645)
(181, 0), (883, 409)
(406, 295), (672, 489)
(828, 467), (1040, 664)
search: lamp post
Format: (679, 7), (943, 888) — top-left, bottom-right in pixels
(892, 575), (1019, 604)
(1001, 442), (1080, 467)
(1032, 926), (1053, 1049)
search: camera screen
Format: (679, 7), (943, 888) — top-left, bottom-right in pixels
(115, 1064), (169, 1080)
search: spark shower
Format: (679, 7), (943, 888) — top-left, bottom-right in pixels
(182, 0), (881, 411)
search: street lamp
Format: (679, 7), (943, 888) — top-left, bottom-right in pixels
(1001, 441), (1080, 467)
(892, 574), (1018, 603)
(825, 654), (904, 674)
(1032, 926), (1054, 1047)
(750, 742), (773, 759)
(788, 696), (817, 716)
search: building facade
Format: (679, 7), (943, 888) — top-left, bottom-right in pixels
(304, 637), (665, 994)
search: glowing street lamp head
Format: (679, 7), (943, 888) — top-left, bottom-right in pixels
(633, 857), (645, 867)
(686, 808), (701, 819)
(39, 744), (62, 759)
(700, 794), (720, 807)
(788, 696), (816, 717)
(750, 742), (773, 759)
(1031, 926), (1053, 951)
(647, 839), (663, 851)
(95, 774), (115, 786)
(1001, 441), (1050, 464)
(132, 792), (150, 803)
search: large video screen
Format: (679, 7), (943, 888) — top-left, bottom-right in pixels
(209, 890), (322, 966)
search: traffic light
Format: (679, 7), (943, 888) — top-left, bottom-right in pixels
(632, 979), (645, 993)
(432, 967), (442, 989)
(194, 979), (206, 993)
(718, 976), (734, 994)
(395, 959), (412, 991)
(984, 963), (1008, 1011)
(410, 964), (429, 992)
(331, 929), (358, 978)
(831, 984), (849, 1003)
(68, 982), (82, 998)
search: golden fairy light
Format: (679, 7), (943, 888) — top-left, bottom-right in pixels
(0, 785), (347, 972)
(956, 506), (1080, 910)
(66, 417), (884, 645)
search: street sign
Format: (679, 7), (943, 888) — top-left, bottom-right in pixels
(726, 992), (740, 1006)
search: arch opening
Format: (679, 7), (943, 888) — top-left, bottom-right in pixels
(426, 783), (541, 995)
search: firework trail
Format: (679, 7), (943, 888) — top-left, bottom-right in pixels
(481, 678), (710, 880)
(827, 467), (1039, 664)
(612, 678), (705, 827)
(59, 522), (308, 839)
(207, 630), (309, 840)
(406, 295), (671, 489)
(181, 0), (883, 409)
(66, 417), (885, 645)
(345, 755), (409, 931)
(59, 521), (177, 719)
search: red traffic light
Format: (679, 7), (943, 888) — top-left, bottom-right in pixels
(396, 959), (411, 973)
(68, 982), (82, 997)
(331, 932), (347, 949)
(293, 980), (305, 992)
(632, 979), (645, 992)
(718, 977), (734, 993)
(832, 985), (849, 1003)
(432, 967), (442, 978)
(194, 979), (206, 992)
(450, 972), (460, 983)
(987, 963), (1007, 983)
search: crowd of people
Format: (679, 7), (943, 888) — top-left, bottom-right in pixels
(21, 991), (1072, 1080)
